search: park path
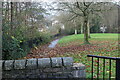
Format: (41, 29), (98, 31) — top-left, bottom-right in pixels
(48, 39), (60, 48)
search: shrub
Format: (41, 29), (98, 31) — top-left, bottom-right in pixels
(40, 32), (52, 44)
(2, 36), (28, 60)
(2, 23), (52, 60)
(23, 32), (52, 48)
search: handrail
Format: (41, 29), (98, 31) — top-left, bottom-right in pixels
(87, 54), (120, 80)
(87, 55), (120, 60)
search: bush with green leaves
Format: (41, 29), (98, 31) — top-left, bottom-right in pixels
(23, 32), (52, 48)
(2, 35), (29, 60)
(2, 28), (52, 60)
(2, 32), (52, 60)
(2, 22), (52, 60)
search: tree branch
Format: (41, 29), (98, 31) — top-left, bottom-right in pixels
(67, 14), (78, 21)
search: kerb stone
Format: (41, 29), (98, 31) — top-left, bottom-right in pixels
(38, 58), (51, 68)
(14, 60), (26, 69)
(51, 57), (62, 67)
(4, 60), (14, 70)
(26, 59), (37, 69)
(62, 57), (73, 67)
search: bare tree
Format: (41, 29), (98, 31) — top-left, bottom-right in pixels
(49, 2), (114, 44)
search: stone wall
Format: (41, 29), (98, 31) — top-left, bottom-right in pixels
(2, 57), (85, 79)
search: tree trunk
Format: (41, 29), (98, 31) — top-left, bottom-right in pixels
(81, 23), (83, 34)
(10, 2), (13, 31)
(25, 2), (28, 26)
(2, 2), (5, 23)
(83, 14), (90, 44)
(8, 2), (10, 23)
(75, 29), (77, 34)
(87, 20), (91, 38)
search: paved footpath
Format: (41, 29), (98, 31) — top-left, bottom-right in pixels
(48, 39), (60, 48)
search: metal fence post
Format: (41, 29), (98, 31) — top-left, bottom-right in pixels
(116, 60), (120, 80)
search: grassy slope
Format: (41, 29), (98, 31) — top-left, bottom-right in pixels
(57, 33), (119, 78)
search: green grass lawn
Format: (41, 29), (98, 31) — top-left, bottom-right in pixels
(57, 33), (119, 78)
(58, 33), (118, 45)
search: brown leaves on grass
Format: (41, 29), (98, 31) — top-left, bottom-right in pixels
(25, 40), (118, 59)
(26, 44), (92, 59)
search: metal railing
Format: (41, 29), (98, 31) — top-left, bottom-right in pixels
(87, 55), (120, 80)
